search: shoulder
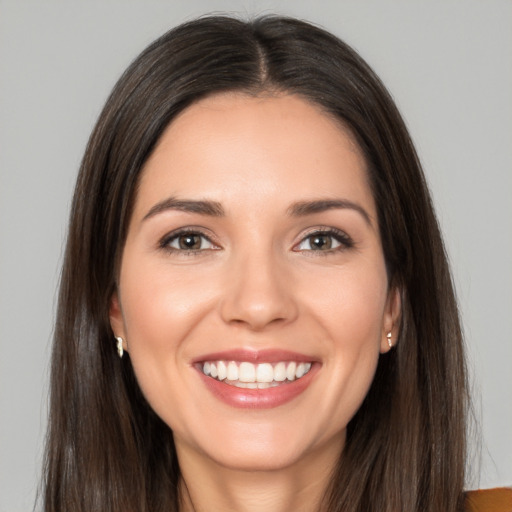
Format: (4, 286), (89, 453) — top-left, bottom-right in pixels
(464, 488), (512, 512)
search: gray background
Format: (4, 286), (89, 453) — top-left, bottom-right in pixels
(1, 1), (511, 510)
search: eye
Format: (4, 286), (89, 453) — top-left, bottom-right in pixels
(295, 229), (353, 252)
(160, 230), (217, 253)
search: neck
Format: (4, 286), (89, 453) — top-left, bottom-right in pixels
(177, 441), (341, 512)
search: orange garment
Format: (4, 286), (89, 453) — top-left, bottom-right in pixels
(465, 488), (512, 512)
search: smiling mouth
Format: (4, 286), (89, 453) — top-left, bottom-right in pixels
(200, 360), (313, 389)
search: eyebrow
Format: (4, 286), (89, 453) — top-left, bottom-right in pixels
(143, 197), (225, 221)
(287, 199), (372, 226)
(142, 197), (372, 226)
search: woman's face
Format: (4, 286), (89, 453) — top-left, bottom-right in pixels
(110, 93), (399, 473)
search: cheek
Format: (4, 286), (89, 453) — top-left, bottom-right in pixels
(303, 261), (388, 414)
(305, 257), (389, 342)
(120, 255), (214, 343)
(117, 256), (218, 403)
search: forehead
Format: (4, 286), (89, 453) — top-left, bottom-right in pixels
(135, 92), (374, 217)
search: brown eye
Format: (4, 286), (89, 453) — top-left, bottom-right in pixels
(178, 233), (202, 250)
(295, 229), (353, 252)
(298, 233), (340, 251)
(308, 234), (333, 250)
(163, 231), (216, 252)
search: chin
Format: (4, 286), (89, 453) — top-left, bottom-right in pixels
(176, 418), (345, 474)
(204, 446), (313, 473)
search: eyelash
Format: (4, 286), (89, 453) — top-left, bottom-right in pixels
(158, 227), (354, 255)
(159, 228), (218, 255)
(295, 227), (354, 255)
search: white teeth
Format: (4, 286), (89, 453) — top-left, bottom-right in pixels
(273, 362), (287, 382)
(234, 381), (279, 389)
(201, 360), (313, 385)
(217, 360), (227, 381)
(286, 362), (296, 381)
(227, 361), (238, 381)
(239, 362), (256, 382)
(256, 363), (274, 383)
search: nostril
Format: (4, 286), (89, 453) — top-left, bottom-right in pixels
(218, 265), (299, 329)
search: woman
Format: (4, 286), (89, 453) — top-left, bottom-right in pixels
(41, 15), (507, 512)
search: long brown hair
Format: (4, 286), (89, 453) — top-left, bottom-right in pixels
(42, 15), (467, 512)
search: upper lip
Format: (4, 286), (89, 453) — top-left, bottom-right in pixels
(191, 348), (318, 364)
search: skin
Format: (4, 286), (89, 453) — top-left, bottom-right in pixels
(110, 93), (400, 512)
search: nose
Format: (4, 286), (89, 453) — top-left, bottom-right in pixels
(219, 250), (299, 331)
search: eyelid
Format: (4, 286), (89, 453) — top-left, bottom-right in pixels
(293, 227), (354, 252)
(158, 227), (221, 253)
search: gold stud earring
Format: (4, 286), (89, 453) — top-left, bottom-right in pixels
(387, 332), (393, 349)
(115, 336), (124, 358)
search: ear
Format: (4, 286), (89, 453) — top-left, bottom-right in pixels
(109, 291), (128, 352)
(380, 286), (402, 354)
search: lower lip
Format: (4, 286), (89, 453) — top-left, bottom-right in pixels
(197, 364), (318, 409)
